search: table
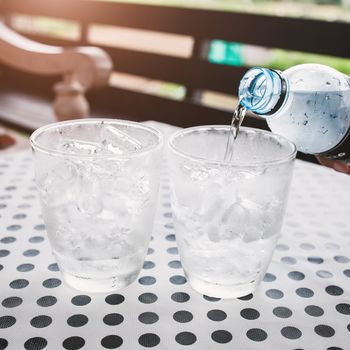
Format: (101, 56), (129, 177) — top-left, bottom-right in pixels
(0, 122), (349, 350)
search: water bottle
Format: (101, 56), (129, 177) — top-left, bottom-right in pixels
(238, 64), (350, 161)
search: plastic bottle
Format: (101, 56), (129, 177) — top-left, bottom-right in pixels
(238, 64), (350, 161)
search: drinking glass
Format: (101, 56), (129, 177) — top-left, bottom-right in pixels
(168, 126), (296, 298)
(31, 119), (163, 292)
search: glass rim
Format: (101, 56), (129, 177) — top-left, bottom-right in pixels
(168, 125), (297, 167)
(30, 118), (163, 159)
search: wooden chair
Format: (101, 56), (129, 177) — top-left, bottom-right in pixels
(0, 10), (112, 132)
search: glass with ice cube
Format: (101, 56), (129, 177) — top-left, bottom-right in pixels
(31, 119), (162, 292)
(168, 126), (296, 298)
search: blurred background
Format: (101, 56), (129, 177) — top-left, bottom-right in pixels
(0, 0), (349, 150)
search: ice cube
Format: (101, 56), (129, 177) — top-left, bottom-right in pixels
(221, 198), (265, 243)
(239, 198), (265, 242)
(38, 161), (78, 207)
(101, 125), (142, 154)
(59, 139), (102, 155)
(76, 172), (103, 216)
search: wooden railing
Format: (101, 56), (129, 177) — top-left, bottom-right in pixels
(1, 0), (350, 128)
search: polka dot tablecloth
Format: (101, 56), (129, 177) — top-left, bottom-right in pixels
(1, 122), (350, 350)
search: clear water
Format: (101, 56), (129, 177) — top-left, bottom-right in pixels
(223, 104), (246, 162)
(34, 121), (160, 292)
(170, 127), (294, 298)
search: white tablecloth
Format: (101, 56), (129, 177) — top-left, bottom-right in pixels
(0, 122), (349, 350)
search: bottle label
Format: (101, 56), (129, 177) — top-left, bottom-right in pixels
(317, 128), (350, 161)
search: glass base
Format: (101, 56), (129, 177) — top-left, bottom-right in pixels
(61, 270), (139, 293)
(185, 272), (259, 299)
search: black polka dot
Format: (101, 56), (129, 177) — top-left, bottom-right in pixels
(273, 307), (292, 318)
(334, 255), (349, 263)
(147, 248), (154, 255)
(296, 288), (314, 298)
(238, 293), (253, 301)
(0, 237), (16, 244)
(0, 195), (11, 200)
(71, 295), (91, 306)
(173, 310), (193, 323)
(167, 247), (178, 255)
(143, 261), (155, 269)
(263, 273), (276, 282)
(348, 324), (350, 332)
(314, 325), (335, 337)
(103, 313), (124, 326)
(2, 296), (23, 308)
(101, 335), (123, 349)
(138, 312), (159, 324)
(165, 234), (176, 241)
(5, 186), (16, 191)
(240, 308), (260, 320)
(327, 347), (343, 350)
(211, 330), (233, 344)
(0, 264), (3, 271)
(67, 314), (88, 327)
(0, 338), (8, 349)
(17, 263), (34, 272)
(300, 243), (315, 250)
(6, 225), (21, 231)
(308, 256), (323, 264)
(281, 326), (302, 339)
(0, 250), (10, 258)
(138, 293), (157, 304)
(0, 204), (6, 209)
(47, 263), (59, 272)
(13, 213), (26, 220)
(10, 279), (29, 289)
(325, 285), (343, 296)
(204, 295), (221, 302)
(171, 292), (190, 303)
(288, 271), (305, 281)
(23, 249), (40, 257)
(207, 309), (227, 321)
(63, 336), (85, 350)
(305, 305), (324, 317)
(105, 294), (124, 305)
(139, 276), (156, 285)
(0, 316), (16, 328)
(344, 269), (350, 277)
(24, 337), (47, 350)
(335, 303), (350, 315)
(138, 333), (160, 347)
(266, 289), (284, 299)
(168, 260), (182, 269)
(37, 296), (57, 307)
(42, 278), (61, 288)
(169, 275), (186, 285)
(175, 332), (196, 345)
(164, 223), (174, 229)
(30, 315), (52, 328)
(281, 256), (297, 264)
(34, 224), (45, 231)
(29, 236), (44, 243)
(246, 328), (267, 342)
(18, 203), (30, 209)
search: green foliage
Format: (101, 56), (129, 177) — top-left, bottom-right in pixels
(268, 49), (350, 75)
